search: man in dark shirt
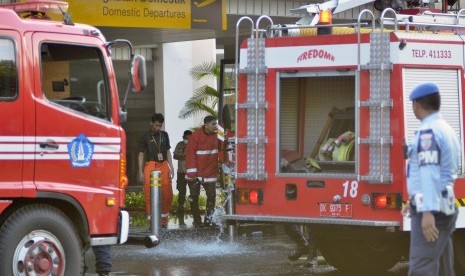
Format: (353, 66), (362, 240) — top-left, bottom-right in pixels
(173, 130), (192, 226)
(138, 113), (174, 228)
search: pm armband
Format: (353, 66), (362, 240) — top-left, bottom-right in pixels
(440, 185), (456, 216)
(418, 129), (440, 166)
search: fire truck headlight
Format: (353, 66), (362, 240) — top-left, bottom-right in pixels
(361, 194), (371, 205)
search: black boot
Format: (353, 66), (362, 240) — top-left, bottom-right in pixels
(288, 245), (308, 261)
(304, 255), (316, 268)
(193, 218), (204, 228)
(178, 213), (185, 226)
(177, 205), (185, 226)
(303, 246), (318, 268)
(285, 224), (309, 261)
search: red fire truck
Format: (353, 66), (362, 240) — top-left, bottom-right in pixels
(0, 1), (146, 275)
(221, 1), (465, 273)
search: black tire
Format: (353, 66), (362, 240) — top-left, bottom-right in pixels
(313, 225), (403, 273)
(0, 204), (83, 275)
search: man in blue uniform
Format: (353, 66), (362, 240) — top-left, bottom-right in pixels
(402, 82), (460, 276)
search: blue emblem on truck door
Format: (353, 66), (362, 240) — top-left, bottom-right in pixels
(67, 134), (94, 168)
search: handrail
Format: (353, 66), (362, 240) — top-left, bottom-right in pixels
(455, 9), (465, 33)
(268, 22), (368, 31)
(253, 15), (273, 180)
(357, 9), (375, 71)
(380, 8), (398, 32)
(378, 8), (397, 183)
(381, 8), (465, 33)
(356, 9), (375, 182)
(235, 16), (254, 180)
(456, 8), (465, 21)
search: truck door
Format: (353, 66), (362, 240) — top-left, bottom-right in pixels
(32, 33), (122, 205)
(0, 31), (26, 196)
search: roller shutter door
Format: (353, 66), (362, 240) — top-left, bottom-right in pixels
(403, 68), (463, 172)
(280, 78), (300, 151)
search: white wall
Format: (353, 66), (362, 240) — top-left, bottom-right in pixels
(162, 39), (217, 193)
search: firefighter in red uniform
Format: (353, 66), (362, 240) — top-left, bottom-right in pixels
(138, 113), (174, 228)
(186, 116), (219, 227)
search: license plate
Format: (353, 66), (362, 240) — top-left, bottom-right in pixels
(319, 202), (352, 218)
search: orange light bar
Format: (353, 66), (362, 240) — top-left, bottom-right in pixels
(319, 9), (332, 25)
(119, 154), (128, 189)
(0, 0), (69, 14)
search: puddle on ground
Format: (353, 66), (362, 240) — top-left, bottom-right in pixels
(113, 239), (256, 259)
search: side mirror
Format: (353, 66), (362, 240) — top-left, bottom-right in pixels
(131, 54), (147, 93)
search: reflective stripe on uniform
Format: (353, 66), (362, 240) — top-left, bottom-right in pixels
(186, 168), (197, 173)
(185, 176), (217, 182)
(196, 149), (218, 155)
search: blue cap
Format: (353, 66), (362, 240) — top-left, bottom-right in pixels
(409, 82), (439, 101)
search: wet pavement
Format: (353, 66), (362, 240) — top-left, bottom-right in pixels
(84, 216), (408, 276)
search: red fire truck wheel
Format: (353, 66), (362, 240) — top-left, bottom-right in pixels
(0, 204), (83, 275)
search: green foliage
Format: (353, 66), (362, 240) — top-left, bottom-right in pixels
(198, 195), (206, 210)
(171, 193), (206, 211)
(125, 191), (222, 227)
(178, 61), (221, 120)
(171, 193), (192, 211)
(125, 191), (207, 211)
(130, 213), (149, 228)
(125, 191), (145, 209)
(190, 61), (221, 81)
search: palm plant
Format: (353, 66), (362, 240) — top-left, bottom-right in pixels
(178, 61), (221, 120)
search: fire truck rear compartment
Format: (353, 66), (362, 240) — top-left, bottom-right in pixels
(279, 74), (355, 175)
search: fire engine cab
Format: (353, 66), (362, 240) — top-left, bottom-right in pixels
(0, 1), (146, 275)
(221, 0), (465, 273)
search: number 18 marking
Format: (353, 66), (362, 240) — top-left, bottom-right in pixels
(342, 180), (358, 198)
